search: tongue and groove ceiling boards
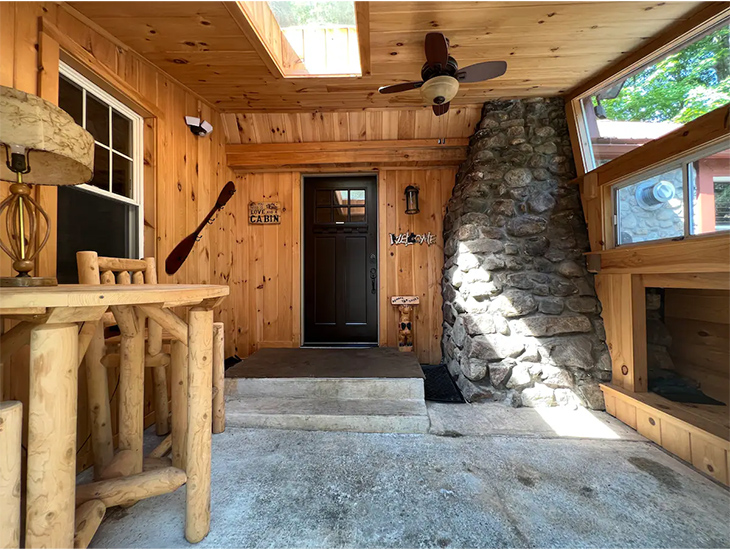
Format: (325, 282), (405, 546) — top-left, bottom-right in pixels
(69, 1), (702, 112)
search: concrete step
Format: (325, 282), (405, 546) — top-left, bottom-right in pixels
(226, 397), (430, 434)
(225, 376), (425, 401)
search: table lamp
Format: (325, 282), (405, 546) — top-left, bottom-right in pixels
(0, 85), (94, 287)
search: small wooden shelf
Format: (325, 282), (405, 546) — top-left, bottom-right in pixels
(601, 384), (729, 486)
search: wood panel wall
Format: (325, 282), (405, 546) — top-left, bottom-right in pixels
(216, 168), (455, 366)
(664, 288), (730, 404)
(220, 109), (473, 365)
(0, 2), (233, 472)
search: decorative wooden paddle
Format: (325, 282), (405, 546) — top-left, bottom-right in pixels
(165, 180), (236, 275)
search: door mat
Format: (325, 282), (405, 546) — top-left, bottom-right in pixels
(421, 364), (465, 403)
(225, 355), (243, 370)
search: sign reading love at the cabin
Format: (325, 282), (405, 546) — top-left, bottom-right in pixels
(389, 232), (437, 247)
(249, 201), (281, 225)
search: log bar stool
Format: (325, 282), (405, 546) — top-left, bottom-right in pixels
(0, 282), (229, 547)
(76, 251), (171, 479)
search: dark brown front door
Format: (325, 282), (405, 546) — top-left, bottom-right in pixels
(303, 175), (378, 345)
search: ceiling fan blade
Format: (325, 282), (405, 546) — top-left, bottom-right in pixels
(425, 32), (448, 68)
(432, 102), (450, 116)
(378, 81), (424, 94)
(456, 61), (507, 83)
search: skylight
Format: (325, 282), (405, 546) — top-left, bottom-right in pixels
(268, 1), (361, 76)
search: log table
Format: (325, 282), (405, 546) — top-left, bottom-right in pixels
(0, 283), (229, 548)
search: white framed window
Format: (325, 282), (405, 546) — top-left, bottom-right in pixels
(613, 141), (730, 247)
(56, 62), (144, 282)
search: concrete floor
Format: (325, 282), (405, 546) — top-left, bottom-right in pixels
(90, 403), (730, 549)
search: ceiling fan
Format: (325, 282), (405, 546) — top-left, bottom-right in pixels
(378, 32), (507, 116)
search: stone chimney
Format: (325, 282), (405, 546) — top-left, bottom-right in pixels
(442, 98), (611, 409)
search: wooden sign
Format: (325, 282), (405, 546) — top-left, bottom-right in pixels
(391, 295), (420, 305)
(249, 201), (281, 224)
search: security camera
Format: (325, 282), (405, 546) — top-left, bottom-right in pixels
(185, 116), (213, 137)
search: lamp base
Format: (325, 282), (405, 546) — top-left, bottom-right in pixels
(0, 276), (57, 287)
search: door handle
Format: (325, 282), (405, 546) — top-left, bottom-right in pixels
(370, 267), (377, 294)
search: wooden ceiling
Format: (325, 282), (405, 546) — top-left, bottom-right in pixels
(69, 1), (703, 112)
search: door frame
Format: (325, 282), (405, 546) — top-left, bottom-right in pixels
(299, 172), (380, 347)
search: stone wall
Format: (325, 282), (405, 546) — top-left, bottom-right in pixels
(441, 98), (611, 409)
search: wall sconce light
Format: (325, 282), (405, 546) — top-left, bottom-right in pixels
(405, 185), (420, 215)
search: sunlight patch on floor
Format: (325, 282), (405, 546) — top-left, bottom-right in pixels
(534, 406), (622, 439)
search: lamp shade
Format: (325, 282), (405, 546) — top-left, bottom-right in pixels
(0, 85), (94, 185)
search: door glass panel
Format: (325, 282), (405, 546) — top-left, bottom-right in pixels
(350, 190), (365, 205)
(334, 190), (348, 205)
(112, 110), (132, 156)
(112, 153), (133, 197)
(316, 189), (331, 206)
(350, 207), (365, 222)
(316, 207), (331, 223)
(90, 145), (110, 191)
(86, 94), (110, 145)
(334, 207), (348, 222)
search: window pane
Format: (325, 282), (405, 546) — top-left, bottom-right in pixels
(112, 110), (132, 157)
(334, 190), (348, 205)
(350, 190), (365, 205)
(334, 206), (348, 222)
(57, 186), (138, 283)
(581, 22), (730, 169)
(616, 167), (684, 245)
(316, 189), (331, 206)
(316, 207), (331, 223)
(58, 76), (83, 126)
(112, 152), (133, 198)
(86, 93), (110, 146)
(90, 145), (110, 191)
(350, 206), (365, 222)
(689, 147), (730, 234)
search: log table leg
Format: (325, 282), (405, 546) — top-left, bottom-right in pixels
(185, 307), (213, 543)
(0, 401), (22, 549)
(171, 339), (188, 470)
(112, 306), (145, 475)
(212, 322), (225, 434)
(25, 323), (79, 549)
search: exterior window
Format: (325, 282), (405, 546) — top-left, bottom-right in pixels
(689, 149), (730, 234)
(56, 62), (143, 282)
(614, 144), (730, 246)
(580, 21), (729, 170)
(616, 167), (684, 245)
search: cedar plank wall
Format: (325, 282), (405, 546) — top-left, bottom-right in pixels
(221, 108), (482, 364)
(664, 288), (730, 404)
(0, 2), (233, 471)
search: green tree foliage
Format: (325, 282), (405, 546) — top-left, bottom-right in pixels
(599, 25), (730, 123)
(269, 1), (355, 28)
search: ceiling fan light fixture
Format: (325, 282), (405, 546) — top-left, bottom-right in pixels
(419, 75), (459, 106)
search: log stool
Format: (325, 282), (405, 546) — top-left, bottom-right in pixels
(391, 296), (420, 352)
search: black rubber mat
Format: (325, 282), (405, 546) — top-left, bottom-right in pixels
(421, 364), (465, 403)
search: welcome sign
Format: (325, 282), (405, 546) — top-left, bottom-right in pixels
(249, 202), (281, 224)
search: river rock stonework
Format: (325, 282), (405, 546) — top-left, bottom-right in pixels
(442, 98), (611, 409)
